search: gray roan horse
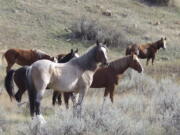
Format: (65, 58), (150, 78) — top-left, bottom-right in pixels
(26, 41), (108, 124)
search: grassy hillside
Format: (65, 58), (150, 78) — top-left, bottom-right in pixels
(0, 0), (180, 77)
(0, 0), (180, 134)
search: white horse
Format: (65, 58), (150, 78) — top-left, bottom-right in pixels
(26, 41), (108, 124)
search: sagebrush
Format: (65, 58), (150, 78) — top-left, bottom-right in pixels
(70, 16), (132, 48)
(143, 0), (171, 5)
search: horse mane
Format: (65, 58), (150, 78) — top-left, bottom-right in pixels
(32, 49), (49, 58)
(109, 55), (130, 73)
(70, 45), (98, 71)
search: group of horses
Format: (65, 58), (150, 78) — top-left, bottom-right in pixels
(2, 37), (167, 124)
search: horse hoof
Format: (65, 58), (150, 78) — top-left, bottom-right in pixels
(37, 115), (47, 125)
(31, 115), (47, 128)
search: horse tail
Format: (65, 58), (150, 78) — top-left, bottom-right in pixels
(4, 69), (15, 101)
(14, 66), (29, 102)
(25, 67), (36, 117)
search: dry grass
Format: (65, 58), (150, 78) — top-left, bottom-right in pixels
(0, 0), (180, 134)
(1, 72), (180, 135)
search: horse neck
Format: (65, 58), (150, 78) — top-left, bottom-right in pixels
(58, 55), (71, 63)
(109, 56), (130, 75)
(71, 48), (98, 71)
(151, 40), (162, 50)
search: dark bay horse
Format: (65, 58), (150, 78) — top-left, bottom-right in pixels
(53, 54), (143, 109)
(25, 41), (108, 123)
(2, 48), (55, 72)
(126, 37), (167, 65)
(4, 49), (79, 102)
(56, 49), (78, 63)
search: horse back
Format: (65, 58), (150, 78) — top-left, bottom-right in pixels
(4, 48), (36, 64)
(138, 43), (156, 58)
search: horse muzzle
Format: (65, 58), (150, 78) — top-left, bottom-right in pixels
(139, 68), (144, 73)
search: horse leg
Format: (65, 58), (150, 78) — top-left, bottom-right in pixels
(15, 87), (26, 102)
(57, 92), (62, 105)
(103, 87), (109, 104)
(151, 55), (155, 65)
(27, 86), (35, 118)
(52, 91), (60, 106)
(101, 87), (109, 112)
(109, 85), (115, 103)
(64, 92), (72, 109)
(146, 58), (150, 66)
(71, 93), (77, 107)
(73, 88), (86, 118)
(34, 90), (46, 124)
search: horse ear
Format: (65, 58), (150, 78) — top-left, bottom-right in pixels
(71, 49), (73, 53)
(164, 37), (167, 40)
(75, 48), (78, 53)
(96, 40), (100, 46)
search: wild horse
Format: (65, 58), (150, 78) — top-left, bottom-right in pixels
(126, 37), (167, 65)
(2, 48), (56, 72)
(26, 41), (108, 123)
(53, 54), (143, 109)
(5, 41), (108, 123)
(4, 49), (79, 102)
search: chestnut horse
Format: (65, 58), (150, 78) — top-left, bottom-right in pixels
(2, 48), (55, 72)
(126, 37), (167, 65)
(4, 49), (79, 102)
(53, 54), (143, 109)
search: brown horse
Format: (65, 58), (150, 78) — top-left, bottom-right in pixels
(4, 49), (79, 102)
(126, 37), (167, 65)
(2, 48), (55, 72)
(54, 54), (143, 109)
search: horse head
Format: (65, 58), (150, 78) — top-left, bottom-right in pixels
(58, 49), (79, 63)
(160, 37), (167, 50)
(129, 54), (143, 73)
(95, 40), (109, 66)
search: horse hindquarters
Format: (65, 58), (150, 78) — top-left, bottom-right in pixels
(3, 50), (18, 72)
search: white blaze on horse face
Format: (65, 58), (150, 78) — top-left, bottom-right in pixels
(134, 55), (140, 63)
(75, 53), (80, 58)
(54, 57), (58, 63)
(101, 46), (108, 61)
(163, 39), (167, 49)
(134, 55), (143, 73)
